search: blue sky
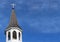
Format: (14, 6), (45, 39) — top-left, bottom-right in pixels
(0, 0), (60, 42)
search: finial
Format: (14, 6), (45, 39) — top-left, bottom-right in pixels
(11, 3), (15, 9)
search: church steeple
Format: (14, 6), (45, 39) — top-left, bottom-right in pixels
(5, 4), (22, 42)
(5, 4), (22, 31)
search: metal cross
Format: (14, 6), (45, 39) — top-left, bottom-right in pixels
(11, 3), (15, 8)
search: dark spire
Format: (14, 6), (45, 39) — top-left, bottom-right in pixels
(8, 8), (19, 27)
(5, 8), (22, 33)
(5, 4), (22, 34)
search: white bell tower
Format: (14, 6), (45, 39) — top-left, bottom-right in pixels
(5, 4), (22, 42)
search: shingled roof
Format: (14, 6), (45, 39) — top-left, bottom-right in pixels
(5, 8), (22, 32)
(8, 8), (18, 27)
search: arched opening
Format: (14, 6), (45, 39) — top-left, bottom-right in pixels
(13, 31), (17, 39)
(8, 32), (11, 40)
(19, 32), (20, 40)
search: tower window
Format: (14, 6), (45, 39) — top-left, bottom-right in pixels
(8, 32), (11, 40)
(13, 31), (17, 39)
(19, 32), (20, 40)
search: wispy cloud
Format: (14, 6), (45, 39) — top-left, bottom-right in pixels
(14, 0), (60, 33)
(0, 0), (7, 8)
(21, 16), (60, 33)
(15, 0), (60, 11)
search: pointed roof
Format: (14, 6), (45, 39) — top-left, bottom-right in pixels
(8, 8), (18, 27)
(5, 8), (22, 32)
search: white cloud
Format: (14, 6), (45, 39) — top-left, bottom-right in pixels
(8, 0), (60, 33)
(15, 0), (60, 11)
(23, 17), (60, 33)
(0, 0), (7, 8)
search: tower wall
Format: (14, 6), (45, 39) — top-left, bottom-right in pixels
(6, 27), (22, 42)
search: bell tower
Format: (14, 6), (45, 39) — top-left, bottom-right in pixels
(5, 4), (22, 42)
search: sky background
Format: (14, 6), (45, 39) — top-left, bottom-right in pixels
(0, 0), (60, 42)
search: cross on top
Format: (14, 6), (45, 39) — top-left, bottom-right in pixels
(11, 3), (15, 8)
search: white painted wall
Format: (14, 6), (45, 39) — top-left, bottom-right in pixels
(6, 27), (22, 42)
